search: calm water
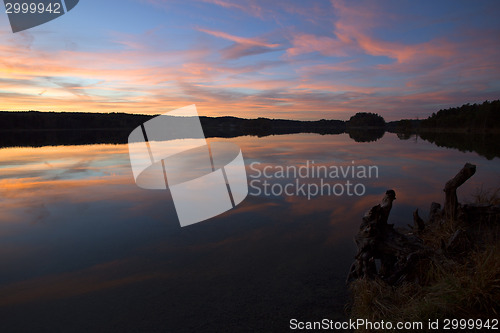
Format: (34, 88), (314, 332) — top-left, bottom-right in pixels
(0, 132), (499, 332)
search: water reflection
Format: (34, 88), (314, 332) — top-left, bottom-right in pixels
(418, 131), (500, 160)
(2, 128), (499, 159)
(348, 128), (385, 142)
(0, 133), (499, 331)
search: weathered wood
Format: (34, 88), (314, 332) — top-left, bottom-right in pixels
(444, 163), (476, 221)
(347, 163), (490, 286)
(380, 189), (396, 225)
(347, 190), (424, 284)
(428, 202), (442, 224)
(413, 209), (425, 232)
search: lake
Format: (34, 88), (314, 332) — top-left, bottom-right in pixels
(0, 132), (499, 332)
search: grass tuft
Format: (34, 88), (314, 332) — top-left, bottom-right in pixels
(471, 186), (500, 205)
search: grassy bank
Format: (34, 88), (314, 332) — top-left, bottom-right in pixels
(347, 189), (500, 332)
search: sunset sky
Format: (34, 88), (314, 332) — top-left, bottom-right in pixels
(1, 0), (499, 120)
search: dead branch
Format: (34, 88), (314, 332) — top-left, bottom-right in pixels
(444, 163), (476, 221)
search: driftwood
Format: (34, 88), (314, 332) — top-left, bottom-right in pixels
(412, 209), (425, 233)
(347, 163), (500, 285)
(428, 202), (442, 224)
(444, 163), (476, 221)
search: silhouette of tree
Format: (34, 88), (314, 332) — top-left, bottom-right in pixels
(421, 100), (500, 131)
(348, 112), (385, 127)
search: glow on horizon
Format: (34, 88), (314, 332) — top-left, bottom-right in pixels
(0, 0), (499, 120)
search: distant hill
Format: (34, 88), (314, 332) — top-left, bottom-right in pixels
(0, 111), (346, 140)
(0, 111), (152, 131)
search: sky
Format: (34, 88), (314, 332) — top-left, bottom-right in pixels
(0, 0), (499, 120)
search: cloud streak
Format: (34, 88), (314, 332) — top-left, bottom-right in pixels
(198, 28), (281, 60)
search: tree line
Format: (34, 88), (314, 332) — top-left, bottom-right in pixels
(420, 100), (500, 131)
(1, 100), (498, 133)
